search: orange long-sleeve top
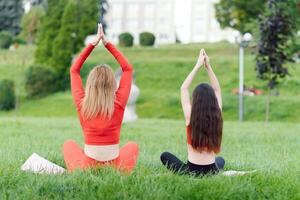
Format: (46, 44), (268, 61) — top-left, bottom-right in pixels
(70, 42), (133, 145)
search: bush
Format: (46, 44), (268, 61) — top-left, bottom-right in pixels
(0, 32), (13, 49)
(12, 36), (27, 45)
(25, 65), (57, 98)
(0, 79), (16, 111)
(118, 32), (134, 47)
(139, 32), (155, 46)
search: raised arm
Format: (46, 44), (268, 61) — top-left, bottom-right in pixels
(203, 50), (222, 110)
(100, 25), (133, 109)
(181, 49), (205, 125)
(70, 24), (102, 110)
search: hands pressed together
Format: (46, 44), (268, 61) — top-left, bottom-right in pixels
(91, 23), (109, 46)
(196, 48), (210, 69)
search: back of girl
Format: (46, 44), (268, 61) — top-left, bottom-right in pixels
(63, 24), (138, 173)
(160, 49), (225, 176)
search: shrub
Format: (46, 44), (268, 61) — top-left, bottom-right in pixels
(25, 65), (57, 98)
(0, 79), (16, 111)
(12, 36), (27, 45)
(118, 32), (134, 47)
(0, 32), (13, 49)
(139, 32), (155, 46)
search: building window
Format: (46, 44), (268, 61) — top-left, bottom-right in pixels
(111, 3), (123, 18)
(144, 3), (155, 18)
(127, 3), (139, 18)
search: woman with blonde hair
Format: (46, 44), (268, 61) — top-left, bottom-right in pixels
(63, 24), (138, 173)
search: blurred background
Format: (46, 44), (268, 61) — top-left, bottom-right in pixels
(0, 0), (299, 122)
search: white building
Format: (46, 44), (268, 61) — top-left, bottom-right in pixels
(106, 0), (237, 44)
(23, 0), (237, 44)
(106, 0), (176, 44)
(175, 0), (236, 43)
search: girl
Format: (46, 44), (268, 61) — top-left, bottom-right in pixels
(63, 24), (138, 173)
(160, 49), (225, 176)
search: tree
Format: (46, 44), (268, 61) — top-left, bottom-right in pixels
(215, 0), (300, 35)
(0, 0), (24, 35)
(51, 0), (80, 90)
(215, 0), (266, 34)
(34, 0), (100, 91)
(78, 0), (101, 49)
(35, 0), (66, 65)
(256, 0), (299, 121)
(50, 0), (100, 90)
(20, 6), (45, 44)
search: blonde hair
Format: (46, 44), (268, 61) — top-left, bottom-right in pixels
(81, 65), (116, 120)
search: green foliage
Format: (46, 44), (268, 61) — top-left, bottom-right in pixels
(0, 0), (24, 35)
(25, 65), (57, 98)
(51, 0), (99, 90)
(256, 0), (299, 89)
(0, 31), (13, 49)
(77, 0), (100, 46)
(12, 36), (27, 45)
(139, 32), (156, 46)
(35, 0), (100, 90)
(119, 32), (134, 47)
(215, 0), (300, 36)
(51, 0), (79, 90)
(20, 6), (45, 44)
(0, 79), (15, 110)
(215, 0), (266, 34)
(35, 0), (66, 65)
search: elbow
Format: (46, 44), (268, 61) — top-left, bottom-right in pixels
(214, 87), (221, 94)
(122, 64), (133, 72)
(180, 86), (188, 92)
(70, 66), (78, 74)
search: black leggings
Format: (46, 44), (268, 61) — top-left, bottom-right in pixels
(160, 152), (225, 176)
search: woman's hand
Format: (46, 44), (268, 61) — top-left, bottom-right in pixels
(99, 23), (109, 45)
(91, 24), (102, 46)
(203, 50), (210, 68)
(195, 49), (205, 69)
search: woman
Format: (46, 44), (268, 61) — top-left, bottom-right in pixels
(63, 24), (138, 173)
(160, 49), (225, 176)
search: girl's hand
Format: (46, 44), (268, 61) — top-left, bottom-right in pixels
(99, 23), (109, 45)
(196, 49), (205, 69)
(91, 24), (102, 46)
(203, 50), (210, 68)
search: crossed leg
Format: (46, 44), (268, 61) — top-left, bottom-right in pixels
(63, 140), (139, 173)
(117, 141), (139, 173)
(160, 152), (189, 174)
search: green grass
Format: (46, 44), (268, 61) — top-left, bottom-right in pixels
(0, 43), (300, 121)
(0, 117), (299, 199)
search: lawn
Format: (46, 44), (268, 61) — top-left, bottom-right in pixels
(0, 43), (300, 121)
(0, 117), (299, 199)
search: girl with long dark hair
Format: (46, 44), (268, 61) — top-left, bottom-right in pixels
(160, 49), (225, 176)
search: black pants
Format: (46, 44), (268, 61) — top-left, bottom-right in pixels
(160, 152), (225, 176)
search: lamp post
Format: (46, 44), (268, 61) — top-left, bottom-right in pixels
(237, 33), (252, 122)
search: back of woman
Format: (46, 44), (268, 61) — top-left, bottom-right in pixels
(160, 49), (225, 176)
(63, 24), (138, 173)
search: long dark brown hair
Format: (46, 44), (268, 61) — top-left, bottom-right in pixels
(190, 83), (223, 153)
